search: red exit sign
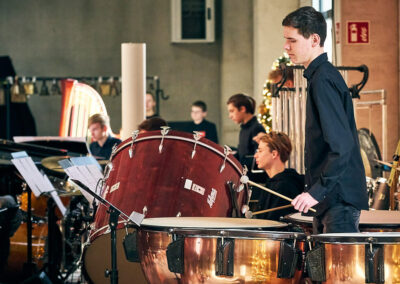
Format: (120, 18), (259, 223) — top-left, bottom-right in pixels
(347, 21), (370, 44)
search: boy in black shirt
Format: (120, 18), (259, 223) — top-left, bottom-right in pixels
(226, 94), (265, 165)
(282, 7), (368, 233)
(254, 132), (303, 221)
(187, 101), (218, 144)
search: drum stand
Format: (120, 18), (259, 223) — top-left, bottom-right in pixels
(105, 207), (120, 284)
(21, 183), (38, 279)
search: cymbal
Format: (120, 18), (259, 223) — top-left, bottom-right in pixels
(374, 159), (400, 171)
(41, 156), (70, 173)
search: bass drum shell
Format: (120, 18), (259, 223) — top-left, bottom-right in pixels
(92, 130), (246, 241)
(137, 217), (304, 284)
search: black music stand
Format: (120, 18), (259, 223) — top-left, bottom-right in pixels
(0, 56), (16, 140)
(70, 180), (143, 284)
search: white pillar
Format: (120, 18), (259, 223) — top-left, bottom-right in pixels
(121, 43), (146, 140)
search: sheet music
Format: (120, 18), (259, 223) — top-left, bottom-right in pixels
(59, 157), (104, 204)
(11, 151), (67, 216)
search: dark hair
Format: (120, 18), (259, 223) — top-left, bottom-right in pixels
(282, 6), (326, 47)
(138, 117), (167, 131)
(192, 100), (207, 112)
(259, 131), (292, 163)
(227, 93), (256, 114)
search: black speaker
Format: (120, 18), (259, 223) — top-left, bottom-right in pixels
(0, 56), (16, 78)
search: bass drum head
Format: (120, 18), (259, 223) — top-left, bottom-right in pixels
(83, 228), (147, 284)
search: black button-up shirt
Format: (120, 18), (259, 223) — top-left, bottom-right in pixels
(89, 135), (122, 160)
(238, 116), (265, 163)
(303, 53), (368, 215)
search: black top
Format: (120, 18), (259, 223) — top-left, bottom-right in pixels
(187, 119), (218, 144)
(89, 135), (122, 160)
(257, 169), (304, 221)
(238, 116), (265, 163)
(303, 53), (369, 216)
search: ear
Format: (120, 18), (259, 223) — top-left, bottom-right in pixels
(271, 150), (279, 159)
(311, 33), (321, 47)
(239, 106), (247, 113)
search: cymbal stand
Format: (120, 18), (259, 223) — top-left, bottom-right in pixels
(21, 182), (37, 278)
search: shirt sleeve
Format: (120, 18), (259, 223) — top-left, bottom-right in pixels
(307, 76), (355, 201)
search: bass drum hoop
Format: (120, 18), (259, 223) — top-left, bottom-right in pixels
(109, 133), (243, 175)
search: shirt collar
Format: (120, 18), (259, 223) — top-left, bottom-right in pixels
(303, 53), (328, 80)
(241, 116), (257, 129)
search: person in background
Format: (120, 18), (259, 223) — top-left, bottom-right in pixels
(253, 132), (303, 221)
(88, 113), (121, 160)
(138, 117), (168, 133)
(226, 93), (266, 165)
(187, 100), (218, 144)
(146, 93), (157, 119)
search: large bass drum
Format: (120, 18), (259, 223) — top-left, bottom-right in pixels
(84, 130), (248, 283)
(137, 217), (305, 284)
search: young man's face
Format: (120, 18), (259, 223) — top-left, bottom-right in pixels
(254, 141), (275, 171)
(89, 122), (107, 142)
(227, 103), (246, 124)
(191, 106), (206, 124)
(283, 26), (314, 67)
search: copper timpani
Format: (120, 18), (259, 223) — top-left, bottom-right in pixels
(137, 217), (305, 284)
(308, 232), (400, 283)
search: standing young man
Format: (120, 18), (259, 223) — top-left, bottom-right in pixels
(88, 113), (121, 160)
(188, 100), (218, 144)
(227, 93), (266, 165)
(282, 7), (368, 233)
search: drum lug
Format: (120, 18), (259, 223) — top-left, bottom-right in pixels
(219, 145), (232, 173)
(277, 239), (301, 278)
(166, 236), (185, 274)
(215, 237), (234, 277)
(159, 126), (171, 153)
(191, 131), (202, 159)
(123, 229), (140, 262)
(305, 242), (326, 282)
(365, 241), (384, 283)
(128, 130), (139, 158)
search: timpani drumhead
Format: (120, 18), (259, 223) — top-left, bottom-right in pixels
(286, 210), (400, 230)
(141, 217), (287, 229)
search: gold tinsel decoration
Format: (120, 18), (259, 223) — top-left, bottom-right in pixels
(258, 53), (291, 133)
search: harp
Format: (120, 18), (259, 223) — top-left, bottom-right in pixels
(59, 79), (108, 139)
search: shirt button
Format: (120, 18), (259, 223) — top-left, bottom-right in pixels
(305, 184), (308, 188)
